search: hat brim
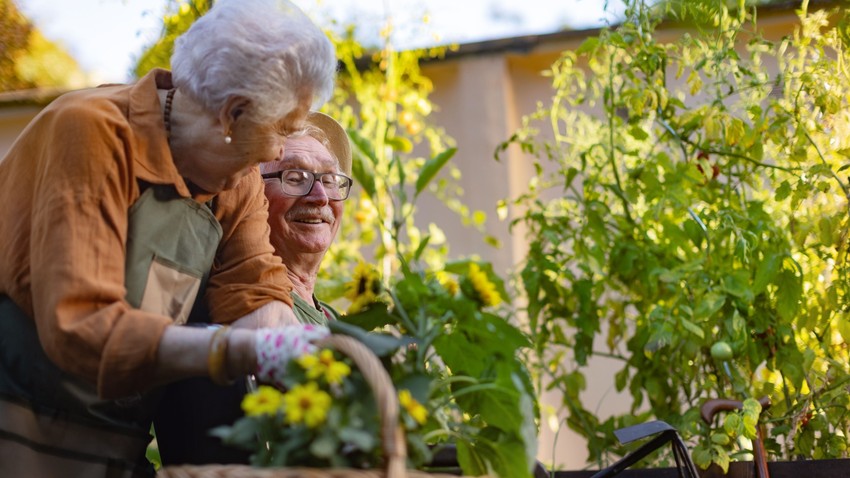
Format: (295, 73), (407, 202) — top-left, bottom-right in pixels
(306, 112), (352, 177)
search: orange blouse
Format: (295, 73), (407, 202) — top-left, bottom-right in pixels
(0, 69), (293, 399)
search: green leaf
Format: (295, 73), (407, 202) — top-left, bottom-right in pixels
(309, 432), (338, 458)
(338, 302), (393, 330)
(775, 180), (792, 201)
(328, 320), (414, 357)
(415, 147), (456, 197)
(395, 373), (432, 403)
(456, 429), (533, 478)
(384, 135), (413, 153)
(628, 125), (649, 140)
(210, 418), (262, 450)
(722, 271), (752, 302)
(348, 129), (378, 199)
(695, 292), (726, 319)
(338, 427), (376, 451)
(412, 234), (431, 261)
(753, 253), (781, 294)
(576, 36), (600, 55)
(776, 268), (801, 321)
(456, 439), (490, 476)
(680, 317), (705, 339)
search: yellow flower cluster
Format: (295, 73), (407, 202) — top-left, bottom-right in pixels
(297, 349), (352, 385)
(241, 348), (353, 429)
(468, 263), (502, 307)
(241, 383), (332, 429)
(398, 389), (428, 425)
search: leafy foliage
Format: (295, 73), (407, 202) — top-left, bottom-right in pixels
(134, 0), (211, 77)
(317, 22), (496, 301)
(500, 0), (850, 471)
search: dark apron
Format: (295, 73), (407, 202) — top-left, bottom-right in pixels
(0, 185), (222, 478)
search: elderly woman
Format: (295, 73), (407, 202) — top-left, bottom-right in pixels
(154, 111), (352, 465)
(0, 0), (336, 476)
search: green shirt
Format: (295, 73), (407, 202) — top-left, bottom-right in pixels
(290, 291), (340, 325)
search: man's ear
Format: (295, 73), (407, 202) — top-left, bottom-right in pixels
(219, 95), (252, 135)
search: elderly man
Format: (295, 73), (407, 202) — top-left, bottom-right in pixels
(154, 111), (352, 465)
(260, 111), (352, 323)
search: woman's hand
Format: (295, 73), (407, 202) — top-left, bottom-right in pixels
(254, 324), (330, 388)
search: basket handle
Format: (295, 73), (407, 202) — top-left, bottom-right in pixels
(316, 334), (407, 478)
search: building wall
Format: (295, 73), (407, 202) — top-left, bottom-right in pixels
(0, 107), (40, 158)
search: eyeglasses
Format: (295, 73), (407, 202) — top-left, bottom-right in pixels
(261, 169), (353, 201)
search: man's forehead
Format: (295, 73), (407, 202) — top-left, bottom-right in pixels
(278, 137), (338, 170)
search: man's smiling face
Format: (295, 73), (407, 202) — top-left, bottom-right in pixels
(263, 135), (344, 262)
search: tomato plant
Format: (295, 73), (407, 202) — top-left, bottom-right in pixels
(500, 0), (850, 472)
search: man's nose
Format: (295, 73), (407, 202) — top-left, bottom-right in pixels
(304, 179), (330, 203)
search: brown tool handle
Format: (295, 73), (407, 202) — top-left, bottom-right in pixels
(700, 396), (771, 424)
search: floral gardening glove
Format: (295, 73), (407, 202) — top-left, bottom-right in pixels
(255, 324), (330, 388)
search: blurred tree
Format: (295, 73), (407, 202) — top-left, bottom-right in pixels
(0, 0), (86, 92)
(133, 0), (210, 77)
(0, 0), (34, 90)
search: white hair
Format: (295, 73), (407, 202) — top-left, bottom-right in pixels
(170, 0), (336, 124)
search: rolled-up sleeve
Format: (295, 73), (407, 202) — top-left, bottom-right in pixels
(27, 97), (172, 399)
(206, 172), (294, 324)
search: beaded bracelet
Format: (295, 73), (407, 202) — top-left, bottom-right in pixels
(255, 324), (330, 388)
(208, 325), (235, 386)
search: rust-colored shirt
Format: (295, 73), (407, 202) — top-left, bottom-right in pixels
(0, 69), (293, 399)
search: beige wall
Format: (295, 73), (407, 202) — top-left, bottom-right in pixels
(0, 107), (40, 158)
(421, 35), (626, 471)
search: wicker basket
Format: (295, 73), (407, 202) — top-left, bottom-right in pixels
(158, 335), (472, 478)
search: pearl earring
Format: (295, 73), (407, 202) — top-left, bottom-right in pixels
(224, 135), (232, 144)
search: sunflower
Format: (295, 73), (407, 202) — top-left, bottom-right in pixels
(468, 263), (502, 307)
(345, 261), (383, 314)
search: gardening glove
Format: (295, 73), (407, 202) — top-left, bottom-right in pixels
(254, 324), (330, 388)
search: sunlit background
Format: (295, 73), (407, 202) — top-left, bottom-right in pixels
(15, 0), (627, 86)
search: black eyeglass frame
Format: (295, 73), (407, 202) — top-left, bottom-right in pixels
(261, 169), (353, 201)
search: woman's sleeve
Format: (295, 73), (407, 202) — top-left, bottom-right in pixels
(28, 98), (172, 399)
(205, 171), (294, 324)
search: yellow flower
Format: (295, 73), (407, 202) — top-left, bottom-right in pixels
(436, 271), (459, 296)
(297, 349), (351, 385)
(241, 385), (284, 417)
(468, 263), (502, 307)
(345, 261), (383, 314)
(398, 389), (428, 425)
(283, 382), (332, 428)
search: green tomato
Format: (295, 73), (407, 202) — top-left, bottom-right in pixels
(710, 341), (734, 360)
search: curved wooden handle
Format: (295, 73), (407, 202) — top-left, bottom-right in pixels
(700, 396), (771, 424)
(317, 335), (407, 478)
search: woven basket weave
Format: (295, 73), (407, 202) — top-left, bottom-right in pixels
(158, 335), (470, 478)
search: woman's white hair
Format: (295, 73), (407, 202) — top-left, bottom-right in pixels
(171, 0), (336, 124)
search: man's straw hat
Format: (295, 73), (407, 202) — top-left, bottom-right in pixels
(306, 111), (352, 176)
